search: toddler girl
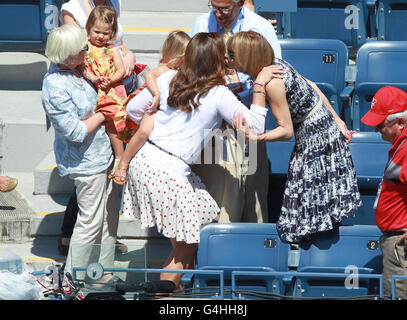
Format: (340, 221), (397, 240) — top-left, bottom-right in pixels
(78, 5), (136, 177)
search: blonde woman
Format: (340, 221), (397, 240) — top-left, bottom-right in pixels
(228, 31), (361, 243)
(42, 25), (119, 284)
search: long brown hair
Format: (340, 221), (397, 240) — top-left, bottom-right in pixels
(167, 32), (227, 113)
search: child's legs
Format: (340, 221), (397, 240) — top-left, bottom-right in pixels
(105, 121), (124, 159)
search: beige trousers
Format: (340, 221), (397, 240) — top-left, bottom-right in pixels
(192, 124), (269, 223)
(380, 234), (407, 299)
(64, 169), (119, 280)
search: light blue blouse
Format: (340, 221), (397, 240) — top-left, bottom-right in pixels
(42, 64), (113, 176)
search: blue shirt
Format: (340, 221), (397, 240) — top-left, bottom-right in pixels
(42, 64), (113, 176)
(190, 6), (281, 59)
(190, 7), (282, 107)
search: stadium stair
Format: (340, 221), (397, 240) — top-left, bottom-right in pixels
(0, 0), (205, 275)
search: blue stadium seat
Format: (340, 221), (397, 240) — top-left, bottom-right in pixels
(351, 41), (407, 131)
(280, 38), (352, 119)
(341, 132), (391, 225)
(377, 0), (407, 41)
(0, 0), (62, 52)
(254, 0), (297, 37)
(291, 225), (383, 298)
(266, 132), (390, 225)
(184, 223), (290, 298)
(281, 0), (376, 55)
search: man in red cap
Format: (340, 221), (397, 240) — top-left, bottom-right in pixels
(361, 85), (407, 299)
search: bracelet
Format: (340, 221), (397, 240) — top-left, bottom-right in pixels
(253, 81), (265, 87)
(253, 90), (266, 97)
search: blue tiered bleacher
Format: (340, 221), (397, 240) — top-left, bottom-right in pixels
(256, 0), (378, 56)
(183, 223), (383, 299)
(377, 0), (407, 41)
(0, 0), (62, 52)
(181, 223), (290, 299)
(280, 38), (352, 124)
(351, 41), (407, 132)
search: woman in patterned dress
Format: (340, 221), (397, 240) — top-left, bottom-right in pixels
(228, 31), (362, 243)
(121, 32), (278, 287)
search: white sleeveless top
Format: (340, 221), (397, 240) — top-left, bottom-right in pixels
(60, 0), (124, 46)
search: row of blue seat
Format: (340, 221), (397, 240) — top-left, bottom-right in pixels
(183, 223), (389, 299)
(278, 38), (407, 133)
(256, 0), (407, 53)
(0, 0), (63, 52)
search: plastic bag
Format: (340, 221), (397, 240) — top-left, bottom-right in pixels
(0, 250), (42, 300)
(0, 249), (23, 274)
(0, 270), (42, 300)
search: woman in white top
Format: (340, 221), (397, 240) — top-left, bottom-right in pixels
(60, 0), (136, 83)
(120, 32), (277, 288)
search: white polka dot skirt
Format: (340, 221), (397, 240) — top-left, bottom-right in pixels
(120, 142), (220, 244)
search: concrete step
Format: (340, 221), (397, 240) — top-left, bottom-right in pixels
(121, 0), (208, 12)
(0, 52), (54, 173)
(120, 11), (200, 53)
(1, 237), (172, 278)
(0, 188), (35, 243)
(9, 171), (166, 238)
(0, 52), (49, 90)
(34, 152), (74, 195)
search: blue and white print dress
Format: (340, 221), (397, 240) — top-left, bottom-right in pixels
(274, 58), (362, 243)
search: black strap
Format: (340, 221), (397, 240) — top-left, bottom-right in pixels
(147, 140), (189, 165)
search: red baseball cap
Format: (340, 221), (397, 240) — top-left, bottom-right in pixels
(361, 86), (407, 127)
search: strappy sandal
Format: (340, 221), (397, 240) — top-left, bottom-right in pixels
(108, 158), (120, 179)
(113, 164), (128, 185)
(0, 176), (18, 192)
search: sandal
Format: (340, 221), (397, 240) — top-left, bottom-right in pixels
(0, 176), (18, 192)
(113, 163), (128, 185)
(108, 158), (120, 179)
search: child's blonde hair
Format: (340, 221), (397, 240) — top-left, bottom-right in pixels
(85, 5), (118, 40)
(160, 30), (191, 69)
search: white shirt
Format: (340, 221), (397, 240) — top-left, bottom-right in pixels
(126, 70), (267, 164)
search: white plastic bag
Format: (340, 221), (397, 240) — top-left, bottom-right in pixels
(0, 270), (43, 300)
(0, 250), (43, 300)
